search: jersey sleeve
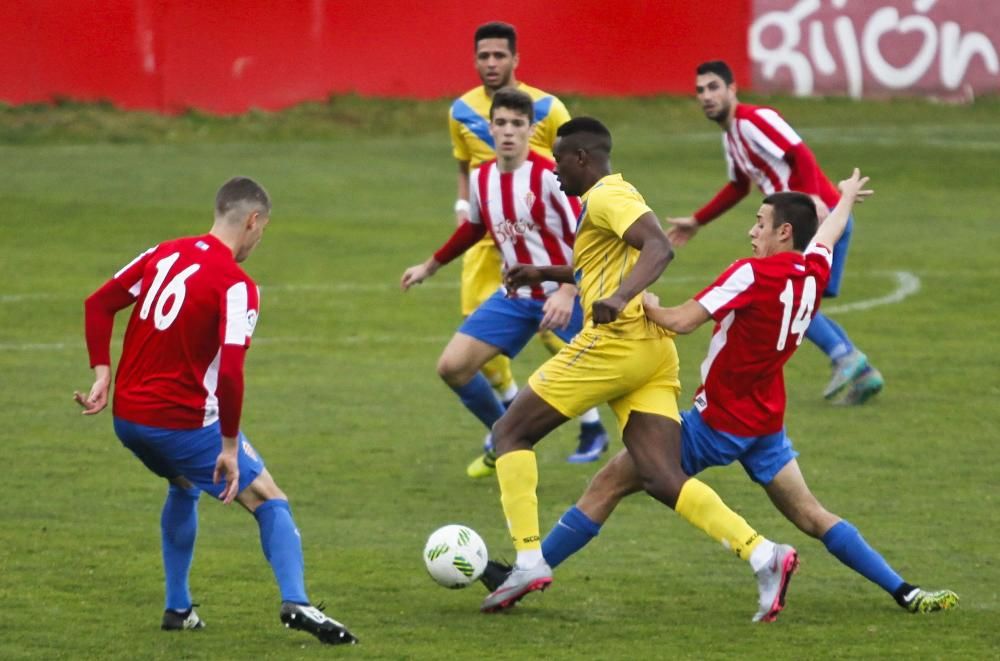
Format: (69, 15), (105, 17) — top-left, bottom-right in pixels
(746, 107), (803, 160)
(83, 245), (158, 367)
(587, 184), (652, 238)
(694, 260), (757, 320)
(215, 279), (258, 438)
(535, 96), (571, 151)
(449, 103), (471, 162)
(804, 243), (834, 291)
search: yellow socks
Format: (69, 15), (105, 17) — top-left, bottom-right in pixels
(481, 354), (515, 400)
(674, 478), (765, 560)
(496, 450), (541, 551)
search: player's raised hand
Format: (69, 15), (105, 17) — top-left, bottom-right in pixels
(213, 446), (240, 504)
(665, 216), (699, 247)
(838, 168), (873, 203)
(74, 366), (111, 415)
(505, 264), (543, 290)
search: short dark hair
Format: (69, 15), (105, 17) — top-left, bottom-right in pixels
(474, 21), (517, 53)
(761, 191), (817, 250)
(556, 117), (612, 154)
(696, 60), (734, 85)
(215, 177), (270, 218)
(490, 87), (534, 120)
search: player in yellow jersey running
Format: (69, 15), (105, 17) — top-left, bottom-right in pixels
(482, 117), (792, 616)
(449, 22), (607, 475)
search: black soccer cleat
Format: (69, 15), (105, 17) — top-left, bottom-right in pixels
(479, 559), (513, 593)
(161, 606), (205, 631)
(279, 601), (358, 645)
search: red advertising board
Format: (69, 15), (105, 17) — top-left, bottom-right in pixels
(751, 0), (1000, 98)
(0, 0), (750, 114)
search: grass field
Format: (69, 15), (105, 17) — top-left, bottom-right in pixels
(1, 94), (998, 660)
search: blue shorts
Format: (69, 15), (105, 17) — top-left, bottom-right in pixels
(679, 408), (798, 485)
(824, 214), (853, 298)
(113, 417), (265, 500)
(458, 290), (583, 357)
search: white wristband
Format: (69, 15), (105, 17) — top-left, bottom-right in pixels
(454, 199), (471, 215)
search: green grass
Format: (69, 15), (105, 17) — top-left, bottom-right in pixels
(1, 95), (998, 659)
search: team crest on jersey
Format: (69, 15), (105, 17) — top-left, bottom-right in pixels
(246, 309), (258, 337)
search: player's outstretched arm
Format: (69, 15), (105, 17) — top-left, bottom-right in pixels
(811, 168), (872, 250)
(74, 364), (111, 415)
(642, 293), (711, 334)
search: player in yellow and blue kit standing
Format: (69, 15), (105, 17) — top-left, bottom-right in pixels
(449, 22), (607, 476)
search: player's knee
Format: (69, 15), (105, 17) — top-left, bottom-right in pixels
(639, 471), (685, 509)
(436, 353), (474, 386)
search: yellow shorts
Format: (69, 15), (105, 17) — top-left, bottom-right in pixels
(528, 328), (681, 434)
(460, 239), (504, 316)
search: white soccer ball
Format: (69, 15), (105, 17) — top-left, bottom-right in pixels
(423, 524), (488, 589)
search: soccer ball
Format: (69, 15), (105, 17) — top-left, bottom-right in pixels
(423, 524), (488, 589)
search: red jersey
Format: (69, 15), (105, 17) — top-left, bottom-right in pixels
(434, 150), (579, 300)
(84, 234), (258, 436)
(692, 243), (833, 436)
(694, 103), (840, 224)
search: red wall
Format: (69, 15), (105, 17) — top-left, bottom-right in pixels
(0, 0), (750, 114)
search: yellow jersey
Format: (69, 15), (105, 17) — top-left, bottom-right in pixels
(449, 82), (570, 168)
(575, 174), (668, 340)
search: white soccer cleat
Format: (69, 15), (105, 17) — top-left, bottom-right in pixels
(753, 544), (799, 623)
(481, 560), (553, 612)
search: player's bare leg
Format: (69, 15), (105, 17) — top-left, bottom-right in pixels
(764, 460), (957, 614)
(437, 333), (508, 478)
(622, 412), (796, 622)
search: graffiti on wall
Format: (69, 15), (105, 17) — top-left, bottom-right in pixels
(751, 0), (1000, 97)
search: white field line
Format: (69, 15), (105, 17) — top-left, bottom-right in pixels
(0, 271), (920, 351)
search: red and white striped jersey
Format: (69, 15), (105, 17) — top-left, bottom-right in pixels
(469, 150), (579, 300)
(86, 234), (258, 435)
(723, 104), (840, 209)
(692, 244), (833, 436)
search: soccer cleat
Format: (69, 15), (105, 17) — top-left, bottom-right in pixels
(752, 544), (799, 623)
(823, 350), (870, 399)
(481, 560), (553, 613)
(479, 559), (513, 593)
(902, 588), (959, 614)
(161, 606), (205, 631)
(467, 450), (497, 479)
(567, 421), (610, 463)
(280, 602), (358, 645)
(834, 368), (884, 406)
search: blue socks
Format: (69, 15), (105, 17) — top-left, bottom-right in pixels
(161, 484), (200, 611)
(822, 520), (905, 595)
(806, 313), (854, 361)
(542, 506), (602, 569)
(450, 372), (506, 430)
(254, 499), (309, 605)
